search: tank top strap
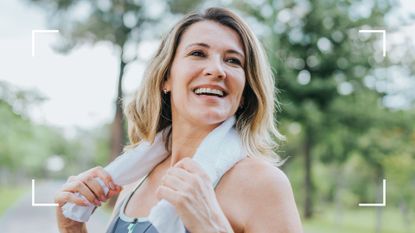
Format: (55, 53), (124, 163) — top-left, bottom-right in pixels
(105, 175), (149, 233)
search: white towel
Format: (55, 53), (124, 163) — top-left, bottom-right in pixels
(61, 116), (246, 233)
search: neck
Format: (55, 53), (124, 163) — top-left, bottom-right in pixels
(169, 120), (219, 167)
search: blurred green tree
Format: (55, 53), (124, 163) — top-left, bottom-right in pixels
(232, 0), (415, 219)
(0, 81), (71, 182)
(24, 0), (204, 164)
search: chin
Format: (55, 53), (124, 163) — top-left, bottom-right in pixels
(193, 110), (230, 126)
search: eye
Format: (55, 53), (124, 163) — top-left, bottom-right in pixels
(226, 57), (242, 66)
(189, 50), (206, 57)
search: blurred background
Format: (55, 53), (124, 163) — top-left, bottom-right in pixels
(0, 0), (414, 232)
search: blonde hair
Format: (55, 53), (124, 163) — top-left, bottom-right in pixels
(125, 7), (284, 163)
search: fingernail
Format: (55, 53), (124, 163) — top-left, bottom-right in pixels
(94, 199), (101, 206)
(83, 200), (90, 206)
(109, 182), (115, 190)
(100, 195), (106, 201)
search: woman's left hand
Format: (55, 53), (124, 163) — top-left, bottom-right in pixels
(156, 158), (233, 233)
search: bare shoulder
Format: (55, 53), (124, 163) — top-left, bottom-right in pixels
(236, 157), (289, 187)
(223, 157), (292, 197)
(218, 157), (303, 233)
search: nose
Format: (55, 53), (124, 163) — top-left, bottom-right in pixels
(204, 55), (226, 79)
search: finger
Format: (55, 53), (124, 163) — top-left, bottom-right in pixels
(162, 173), (189, 192)
(156, 185), (181, 206)
(83, 177), (106, 202)
(66, 175), (77, 182)
(175, 158), (203, 174)
(107, 186), (122, 198)
(166, 167), (192, 182)
(175, 159), (210, 181)
(91, 167), (117, 191)
(55, 191), (90, 207)
(62, 181), (101, 206)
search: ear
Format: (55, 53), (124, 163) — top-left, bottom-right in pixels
(239, 95), (245, 108)
(162, 78), (171, 92)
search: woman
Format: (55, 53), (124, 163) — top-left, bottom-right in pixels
(55, 7), (303, 233)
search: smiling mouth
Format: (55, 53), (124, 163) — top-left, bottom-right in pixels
(193, 87), (227, 97)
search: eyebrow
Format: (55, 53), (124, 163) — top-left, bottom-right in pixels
(185, 42), (245, 58)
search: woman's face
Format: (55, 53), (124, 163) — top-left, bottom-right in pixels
(164, 20), (246, 128)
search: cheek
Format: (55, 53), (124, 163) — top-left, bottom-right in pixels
(169, 77), (194, 111)
(229, 71), (246, 101)
(171, 63), (200, 90)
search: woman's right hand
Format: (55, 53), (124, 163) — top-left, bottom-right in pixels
(54, 166), (122, 230)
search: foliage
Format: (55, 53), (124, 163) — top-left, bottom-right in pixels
(4, 0), (413, 228)
(23, 0), (206, 172)
(0, 81), (111, 182)
(232, 0), (415, 219)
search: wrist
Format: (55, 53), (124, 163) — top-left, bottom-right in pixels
(211, 211), (234, 233)
(58, 221), (86, 233)
(56, 207), (87, 233)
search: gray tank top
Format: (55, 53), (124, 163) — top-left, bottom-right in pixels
(106, 175), (192, 233)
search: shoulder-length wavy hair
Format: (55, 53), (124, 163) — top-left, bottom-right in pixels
(124, 7), (284, 162)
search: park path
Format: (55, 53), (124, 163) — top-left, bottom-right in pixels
(0, 180), (111, 233)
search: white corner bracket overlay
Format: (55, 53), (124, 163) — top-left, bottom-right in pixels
(358, 179), (387, 207)
(31, 29), (59, 57)
(32, 179), (58, 207)
(358, 29), (386, 57)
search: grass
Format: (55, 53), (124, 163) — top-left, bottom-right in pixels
(303, 206), (414, 233)
(0, 185), (27, 217)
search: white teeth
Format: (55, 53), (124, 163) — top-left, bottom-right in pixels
(194, 87), (224, 97)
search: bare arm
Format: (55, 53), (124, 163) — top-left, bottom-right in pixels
(55, 207), (88, 233)
(241, 161), (303, 233)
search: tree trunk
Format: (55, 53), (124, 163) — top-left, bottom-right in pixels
(399, 199), (411, 233)
(304, 129), (314, 219)
(334, 164), (344, 226)
(108, 49), (127, 207)
(111, 49), (127, 161)
(374, 168), (384, 233)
